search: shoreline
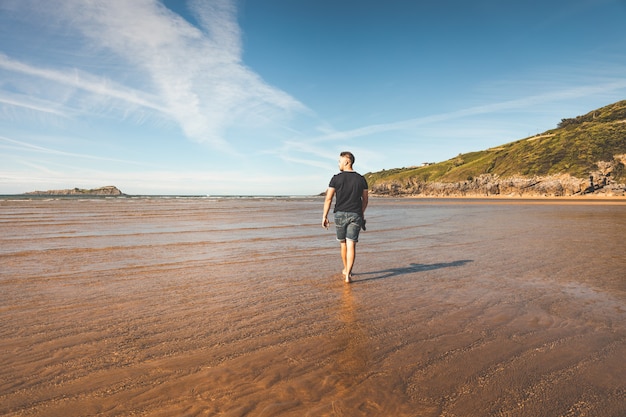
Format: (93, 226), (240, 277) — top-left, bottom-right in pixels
(370, 193), (626, 202)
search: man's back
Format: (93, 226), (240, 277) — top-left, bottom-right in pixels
(329, 171), (368, 214)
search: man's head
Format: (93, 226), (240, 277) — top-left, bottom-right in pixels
(339, 151), (355, 171)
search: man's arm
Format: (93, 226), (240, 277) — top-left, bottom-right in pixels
(322, 187), (335, 229)
(361, 189), (369, 215)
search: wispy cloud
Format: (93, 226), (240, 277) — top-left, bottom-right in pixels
(306, 78), (626, 144)
(0, 94), (69, 118)
(0, 53), (165, 113)
(63, 0), (306, 149)
(0, 135), (148, 165)
(273, 74), (626, 172)
(0, 0), (307, 151)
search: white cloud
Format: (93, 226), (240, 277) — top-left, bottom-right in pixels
(0, 94), (69, 118)
(0, 0), (307, 152)
(0, 135), (148, 165)
(305, 78), (626, 145)
(0, 53), (165, 114)
(59, 0), (305, 149)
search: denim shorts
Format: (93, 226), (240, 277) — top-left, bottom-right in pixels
(334, 211), (363, 242)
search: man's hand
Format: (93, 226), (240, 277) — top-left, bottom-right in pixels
(322, 218), (329, 229)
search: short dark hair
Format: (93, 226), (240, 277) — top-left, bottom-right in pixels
(340, 151), (355, 165)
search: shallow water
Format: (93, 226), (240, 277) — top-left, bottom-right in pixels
(1, 197), (625, 416)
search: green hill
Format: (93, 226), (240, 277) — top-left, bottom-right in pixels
(365, 100), (626, 197)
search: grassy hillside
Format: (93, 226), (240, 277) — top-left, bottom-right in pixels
(365, 100), (626, 187)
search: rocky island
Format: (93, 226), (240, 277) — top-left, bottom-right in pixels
(25, 186), (124, 196)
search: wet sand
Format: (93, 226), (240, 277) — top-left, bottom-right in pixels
(1, 197), (625, 416)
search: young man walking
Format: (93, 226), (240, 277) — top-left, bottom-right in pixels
(322, 151), (369, 283)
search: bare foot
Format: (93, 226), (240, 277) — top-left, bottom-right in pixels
(342, 270), (353, 283)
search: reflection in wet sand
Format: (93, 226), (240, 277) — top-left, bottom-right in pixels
(331, 287), (369, 411)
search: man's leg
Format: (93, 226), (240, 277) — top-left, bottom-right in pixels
(340, 240), (347, 276)
(344, 239), (356, 283)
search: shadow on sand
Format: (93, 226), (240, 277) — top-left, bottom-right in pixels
(354, 260), (473, 283)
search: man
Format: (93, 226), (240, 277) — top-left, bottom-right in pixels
(322, 151), (369, 283)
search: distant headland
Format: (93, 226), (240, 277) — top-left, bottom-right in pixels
(365, 100), (626, 198)
(24, 186), (124, 196)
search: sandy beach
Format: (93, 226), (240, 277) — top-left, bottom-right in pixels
(1, 197), (625, 416)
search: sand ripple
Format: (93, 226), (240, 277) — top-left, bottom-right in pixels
(1, 197), (625, 416)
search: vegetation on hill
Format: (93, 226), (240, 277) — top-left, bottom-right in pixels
(365, 100), (626, 194)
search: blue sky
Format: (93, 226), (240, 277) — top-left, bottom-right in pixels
(1, 0), (625, 195)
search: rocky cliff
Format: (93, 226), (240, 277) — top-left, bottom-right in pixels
(370, 156), (626, 197)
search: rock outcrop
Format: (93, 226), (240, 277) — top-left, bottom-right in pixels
(370, 158), (626, 197)
(25, 186), (124, 196)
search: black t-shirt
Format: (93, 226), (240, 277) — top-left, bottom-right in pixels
(329, 171), (368, 213)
